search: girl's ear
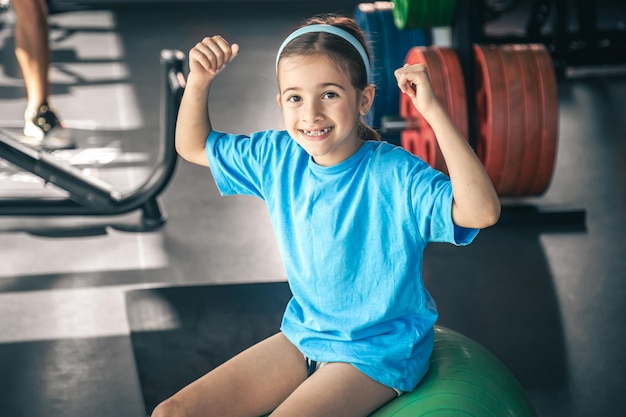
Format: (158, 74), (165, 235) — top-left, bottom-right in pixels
(359, 85), (375, 116)
(276, 93), (282, 109)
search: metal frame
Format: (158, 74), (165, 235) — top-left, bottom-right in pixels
(0, 49), (185, 231)
(480, 0), (626, 75)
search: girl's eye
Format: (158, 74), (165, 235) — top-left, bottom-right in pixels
(287, 95), (302, 103)
(323, 91), (338, 99)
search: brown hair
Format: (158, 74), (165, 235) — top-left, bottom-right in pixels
(277, 14), (380, 141)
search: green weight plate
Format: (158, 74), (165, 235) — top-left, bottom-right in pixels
(394, 0), (457, 29)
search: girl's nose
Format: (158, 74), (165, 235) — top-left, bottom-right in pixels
(302, 101), (323, 123)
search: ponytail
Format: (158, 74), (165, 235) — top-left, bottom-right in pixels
(358, 121), (381, 141)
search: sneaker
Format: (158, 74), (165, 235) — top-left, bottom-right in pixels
(23, 102), (76, 151)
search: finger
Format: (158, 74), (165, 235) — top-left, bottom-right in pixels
(189, 44), (214, 73)
(209, 35), (238, 70)
(195, 38), (222, 73)
(404, 81), (416, 97)
(395, 71), (413, 94)
(230, 43), (240, 61)
(201, 38), (228, 72)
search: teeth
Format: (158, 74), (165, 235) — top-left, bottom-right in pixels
(303, 127), (331, 136)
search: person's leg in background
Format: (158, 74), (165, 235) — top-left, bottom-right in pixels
(12, 0), (74, 150)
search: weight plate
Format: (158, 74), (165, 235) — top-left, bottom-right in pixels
(420, 126), (438, 169)
(402, 46), (470, 174)
(474, 44), (508, 192)
(431, 0), (455, 28)
(435, 47), (469, 139)
(495, 45), (526, 195)
(392, 0), (426, 30)
(507, 44), (543, 196)
(401, 128), (437, 166)
(393, 0), (457, 29)
(354, 3), (386, 130)
(528, 43), (559, 196)
(355, 3), (430, 132)
(402, 46), (449, 122)
(375, 2), (430, 122)
(475, 43), (558, 197)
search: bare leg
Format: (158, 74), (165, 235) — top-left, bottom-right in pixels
(151, 333), (310, 417)
(151, 331), (398, 417)
(12, 0), (50, 116)
(271, 362), (398, 417)
(11, 0), (74, 149)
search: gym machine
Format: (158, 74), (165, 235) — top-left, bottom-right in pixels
(0, 49), (185, 231)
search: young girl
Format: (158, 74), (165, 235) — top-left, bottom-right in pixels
(155, 13), (500, 417)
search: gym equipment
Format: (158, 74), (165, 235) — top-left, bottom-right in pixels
(474, 44), (558, 196)
(391, 43), (557, 196)
(0, 49), (185, 231)
(400, 45), (468, 174)
(354, 2), (430, 135)
(370, 325), (537, 417)
(449, 0), (585, 226)
(392, 0), (457, 30)
(355, 0), (585, 226)
(400, 126), (436, 169)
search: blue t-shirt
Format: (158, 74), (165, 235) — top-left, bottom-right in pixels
(206, 129), (478, 391)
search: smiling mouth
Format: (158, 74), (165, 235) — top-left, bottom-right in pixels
(301, 127), (333, 137)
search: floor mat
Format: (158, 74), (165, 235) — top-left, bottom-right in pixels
(125, 282), (292, 414)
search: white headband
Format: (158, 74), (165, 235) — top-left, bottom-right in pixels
(275, 24), (371, 82)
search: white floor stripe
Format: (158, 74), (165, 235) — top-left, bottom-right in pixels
(0, 283), (170, 343)
(0, 229), (168, 278)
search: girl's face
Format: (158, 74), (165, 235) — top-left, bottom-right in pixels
(276, 54), (374, 167)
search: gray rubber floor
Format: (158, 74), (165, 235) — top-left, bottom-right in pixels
(0, 2), (624, 416)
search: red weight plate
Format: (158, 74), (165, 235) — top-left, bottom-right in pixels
(474, 44), (508, 193)
(402, 47), (449, 125)
(401, 128), (437, 166)
(403, 46), (450, 172)
(435, 47), (469, 139)
(418, 47), (449, 134)
(495, 45), (526, 196)
(418, 46), (449, 174)
(400, 48), (420, 120)
(401, 128), (421, 158)
(528, 44), (559, 195)
(399, 85), (418, 120)
(420, 47), (449, 172)
(419, 124), (440, 171)
(508, 44), (544, 196)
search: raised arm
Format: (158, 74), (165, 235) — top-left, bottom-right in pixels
(176, 36), (239, 167)
(395, 64), (500, 229)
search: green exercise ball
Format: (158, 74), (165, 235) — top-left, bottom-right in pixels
(370, 325), (537, 417)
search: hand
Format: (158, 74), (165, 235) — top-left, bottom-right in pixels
(188, 35), (239, 84)
(394, 64), (440, 116)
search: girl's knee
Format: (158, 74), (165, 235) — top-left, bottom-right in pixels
(151, 397), (186, 417)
